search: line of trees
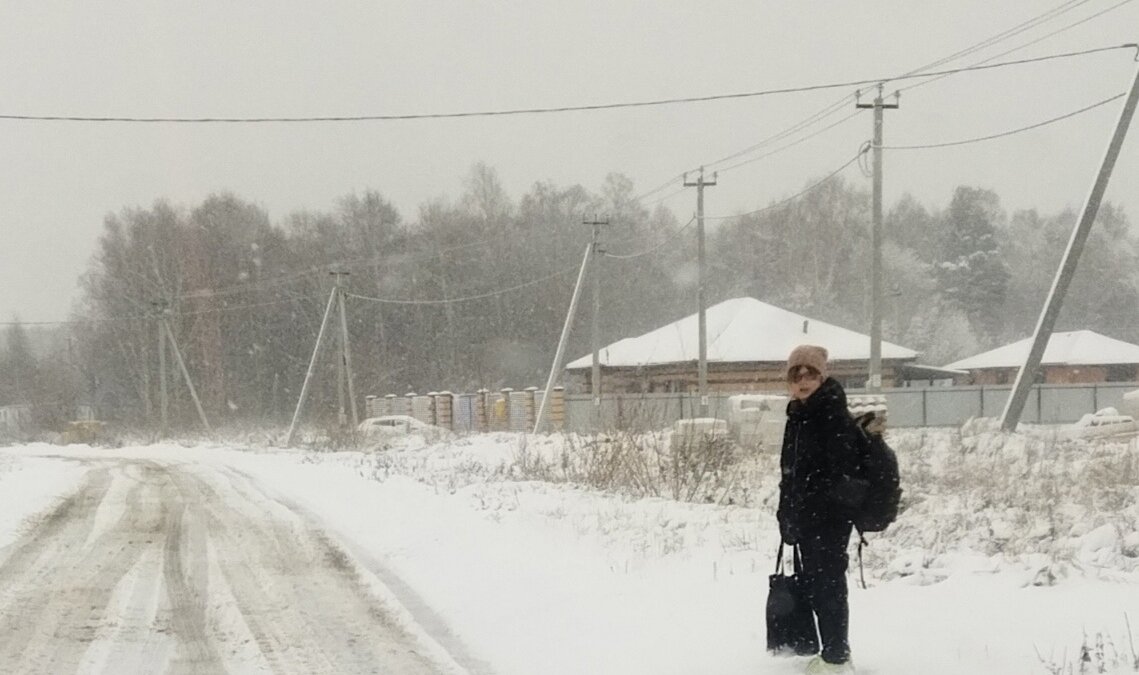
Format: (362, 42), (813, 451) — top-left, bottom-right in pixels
(4, 163), (1136, 431)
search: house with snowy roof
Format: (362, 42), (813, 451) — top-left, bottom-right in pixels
(565, 297), (920, 394)
(944, 330), (1139, 385)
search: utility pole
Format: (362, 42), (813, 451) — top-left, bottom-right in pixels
(684, 166), (716, 416)
(153, 300), (169, 437)
(1001, 60), (1139, 432)
(856, 84), (899, 392)
(583, 215), (610, 415)
(286, 286), (339, 446)
(534, 242), (594, 433)
(161, 316), (211, 434)
(333, 271), (359, 428)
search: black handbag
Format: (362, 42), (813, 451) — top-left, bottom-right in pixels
(766, 542), (819, 656)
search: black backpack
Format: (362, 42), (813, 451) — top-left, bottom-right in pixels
(852, 413), (902, 533)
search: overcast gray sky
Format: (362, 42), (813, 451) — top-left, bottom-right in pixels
(2, 0), (1137, 324)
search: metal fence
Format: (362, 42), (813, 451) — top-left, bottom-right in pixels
(563, 382), (1139, 432)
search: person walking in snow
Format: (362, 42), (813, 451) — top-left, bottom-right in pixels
(777, 345), (865, 674)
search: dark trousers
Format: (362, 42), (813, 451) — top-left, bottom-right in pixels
(798, 521), (853, 664)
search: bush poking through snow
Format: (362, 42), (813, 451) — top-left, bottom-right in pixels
(1036, 616), (1139, 674)
(511, 430), (754, 504)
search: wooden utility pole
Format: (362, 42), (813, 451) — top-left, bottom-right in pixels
(1001, 61), (1139, 432)
(583, 215), (610, 415)
(856, 84), (899, 391)
(683, 167), (716, 416)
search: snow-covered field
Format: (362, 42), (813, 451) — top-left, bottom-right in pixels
(4, 425), (1139, 674)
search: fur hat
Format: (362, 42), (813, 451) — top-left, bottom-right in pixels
(787, 344), (828, 378)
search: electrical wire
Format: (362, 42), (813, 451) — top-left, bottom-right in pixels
(602, 216), (697, 260)
(345, 265), (578, 305)
(644, 185), (692, 209)
(980, 0), (1138, 66)
(704, 148), (869, 221)
(898, 0), (1098, 78)
(0, 46), (1132, 124)
(676, 3), (1123, 189)
(632, 42), (1130, 202)
(703, 92), (857, 171)
(882, 92), (1125, 150)
(174, 222), (579, 302)
(631, 173), (687, 203)
(715, 109), (866, 176)
(171, 294), (326, 317)
(7, 263), (576, 323)
(899, 0), (1138, 95)
(634, 94), (856, 204)
(857, 140), (874, 178)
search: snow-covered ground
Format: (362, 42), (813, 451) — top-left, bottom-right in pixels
(4, 425), (1139, 674)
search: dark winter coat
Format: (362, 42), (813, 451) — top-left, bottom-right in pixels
(777, 377), (866, 544)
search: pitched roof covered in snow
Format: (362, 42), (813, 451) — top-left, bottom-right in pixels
(944, 330), (1139, 370)
(566, 297), (918, 369)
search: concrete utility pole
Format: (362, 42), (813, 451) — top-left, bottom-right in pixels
(684, 166), (716, 416)
(162, 317), (211, 434)
(285, 286), (339, 446)
(333, 271), (360, 428)
(583, 215), (610, 414)
(153, 301), (169, 438)
(1001, 61), (1139, 432)
(856, 84), (899, 392)
(534, 242), (594, 433)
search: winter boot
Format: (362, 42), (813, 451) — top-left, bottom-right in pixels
(805, 655), (855, 674)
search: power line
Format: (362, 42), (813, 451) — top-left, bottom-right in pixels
(633, 94), (856, 204)
(630, 43), (1131, 202)
(0, 46), (1132, 125)
(346, 265), (578, 305)
(643, 184), (691, 209)
(981, 0), (1138, 65)
(603, 215), (697, 260)
(704, 149), (868, 221)
(715, 109), (866, 175)
(631, 173), (687, 204)
(677, 4), (1125, 188)
(882, 92), (1125, 150)
(174, 223), (582, 302)
(900, 0), (1137, 95)
(703, 93), (857, 171)
(5, 262), (575, 323)
(899, 0), (1098, 78)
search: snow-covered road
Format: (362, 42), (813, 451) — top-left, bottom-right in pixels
(0, 454), (452, 675)
(5, 432), (1139, 674)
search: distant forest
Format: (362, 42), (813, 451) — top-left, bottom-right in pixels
(2, 162), (1136, 429)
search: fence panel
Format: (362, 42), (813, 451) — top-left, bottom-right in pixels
(1041, 386), (1096, 424)
(453, 394), (476, 433)
(917, 388), (983, 426)
(374, 381), (1139, 433)
(881, 390), (923, 427)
